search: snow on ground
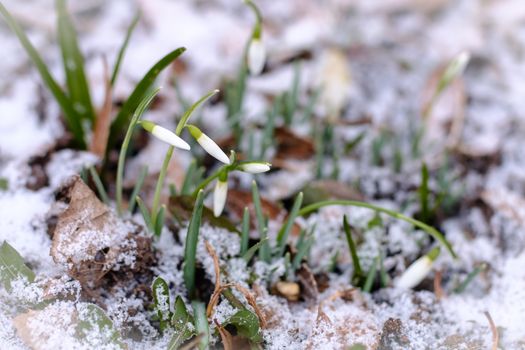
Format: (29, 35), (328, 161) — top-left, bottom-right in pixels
(2, 0), (525, 349)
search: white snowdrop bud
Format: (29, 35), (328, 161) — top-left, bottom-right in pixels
(395, 247), (440, 289)
(187, 125), (230, 164)
(139, 121), (190, 150)
(213, 179), (228, 217)
(247, 38), (266, 76)
(239, 162), (271, 174)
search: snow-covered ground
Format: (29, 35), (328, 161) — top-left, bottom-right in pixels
(2, 0), (525, 349)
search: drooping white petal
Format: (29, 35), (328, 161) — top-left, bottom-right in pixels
(213, 180), (228, 217)
(151, 125), (191, 150)
(395, 256), (433, 289)
(196, 133), (230, 164)
(239, 162), (271, 174)
(248, 39), (266, 76)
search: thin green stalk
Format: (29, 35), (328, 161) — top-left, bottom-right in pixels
(297, 200), (456, 258)
(180, 159), (197, 196)
(151, 89), (218, 225)
(252, 181), (270, 262)
(243, 238), (268, 263)
(111, 11), (140, 86)
(128, 165), (148, 213)
(175, 89), (219, 135)
(363, 257), (378, 293)
(151, 146), (174, 224)
(88, 166), (109, 204)
(276, 192), (303, 257)
(183, 190), (205, 298)
(453, 263), (488, 294)
(191, 167), (225, 197)
(343, 215), (363, 284)
(419, 163), (430, 223)
(116, 88), (160, 215)
(241, 207), (250, 256)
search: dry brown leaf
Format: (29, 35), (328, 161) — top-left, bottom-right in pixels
(50, 176), (155, 298)
(89, 57), (113, 158)
(13, 310), (42, 350)
(274, 126), (315, 161)
(297, 264), (319, 303)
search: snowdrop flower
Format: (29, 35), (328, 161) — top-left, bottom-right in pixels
(239, 162), (271, 174)
(437, 51), (471, 94)
(187, 125), (230, 164)
(248, 38), (266, 75)
(395, 247), (440, 289)
(139, 121), (190, 150)
(213, 178), (228, 217)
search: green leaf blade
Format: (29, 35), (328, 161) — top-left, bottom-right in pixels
(0, 241), (35, 291)
(56, 0), (95, 123)
(108, 47), (186, 149)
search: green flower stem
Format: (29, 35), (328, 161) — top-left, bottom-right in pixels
(191, 166), (229, 197)
(151, 146), (174, 225)
(297, 200), (457, 258)
(151, 89), (218, 225)
(116, 88), (160, 215)
(244, 0), (262, 39)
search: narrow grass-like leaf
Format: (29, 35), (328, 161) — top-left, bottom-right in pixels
(88, 166), (109, 204)
(0, 241), (35, 291)
(175, 89), (219, 135)
(343, 215), (363, 284)
(136, 196), (152, 231)
(419, 163), (430, 223)
(260, 98), (277, 158)
(151, 276), (172, 331)
(292, 236), (313, 270)
(128, 165), (148, 213)
(242, 238), (268, 263)
(363, 257), (378, 293)
(344, 132), (366, 154)
(302, 88), (320, 123)
(108, 47), (186, 149)
(240, 207), (250, 256)
(183, 190), (205, 298)
(379, 252), (389, 288)
(251, 181), (270, 262)
(453, 263), (488, 294)
(154, 205), (166, 237)
(111, 11), (140, 86)
(116, 87), (160, 214)
(297, 200), (457, 258)
(0, 2), (85, 147)
(180, 160), (197, 196)
(76, 303), (126, 349)
(314, 124), (325, 179)
(225, 309), (261, 341)
(56, 0), (95, 123)
(192, 301), (209, 350)
(284, 61), (300, 126)
(276, 192), (303, 257)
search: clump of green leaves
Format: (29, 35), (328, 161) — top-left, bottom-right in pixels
(151, 277), (195, 348)
(0, 1), (185, 150)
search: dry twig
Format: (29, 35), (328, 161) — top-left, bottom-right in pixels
(484, 311), (499, 350)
